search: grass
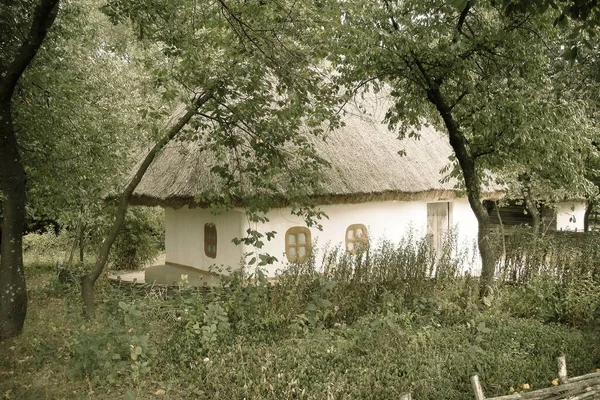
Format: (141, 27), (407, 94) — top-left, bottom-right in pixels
(3, 234), (600, 399)
(1, 262), (599, 400)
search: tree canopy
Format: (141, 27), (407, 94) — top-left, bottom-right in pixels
(321, 0), (599, 295)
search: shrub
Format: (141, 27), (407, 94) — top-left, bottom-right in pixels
(110, 207), (163, 270)
(153, 310), (599, 400)
(69, 299), (156, 386)
(22, 230), (69, 265)
(498, 230), (600, 284)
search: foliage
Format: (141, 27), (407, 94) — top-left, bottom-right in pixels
(324, 0), (594, 183)
(22, 230), (69, 264)
(498, 230), (600, 283)
(12, 0), (156, 230)
(100, 0), (341, 218)
(3, 240), (600, 398)
(109, 207), (163, 271)
(318, 0), (599, 296)
(494, 230), (600, 326)
(69, 298), (156, 385)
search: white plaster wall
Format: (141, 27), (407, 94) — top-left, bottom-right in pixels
(165, 207), (245, 274)
(449, 198), (481, 274)
(241, 198), (481, 277)
(556, 201), (586, 231)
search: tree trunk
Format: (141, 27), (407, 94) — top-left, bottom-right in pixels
(422, 78), (495, 299)
(81, 89), (217, 319)
(66, 221), (81, 268)
(79, 223), (86, 264)
(494, 200), (508, 279)
(519, 174), (540, 234)
(0, 105), (28, 341)
(522, 190), (541, 234)
(66, 206), (85, 267)
(584, 200), (594, 233)
(0, 0), (60, 341)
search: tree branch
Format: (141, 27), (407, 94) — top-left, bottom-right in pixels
(0, 0), (60, 102)
(456, 1), (472, 38)
(448, 90), (470, 112)
(81, 85), (219, 319)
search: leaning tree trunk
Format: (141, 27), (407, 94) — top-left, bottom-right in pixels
(424, 82), (495, 299)
(584, 200), (594, 233)
(448, 132), (495, 299)
(81, 88), (217, 319)
(0, 0), (60, 341)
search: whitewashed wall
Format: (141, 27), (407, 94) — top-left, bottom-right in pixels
(556, 201), (586, 231)
(164, 207), (245, 273)
(450, 199), (481, 274)
(164, 198), (483, 277)
(242, 198), (480, 276)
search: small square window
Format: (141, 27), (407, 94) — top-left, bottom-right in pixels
(346, 224), (367, 254)
(204, 224), (217, 259)
(285, 227), (311, 262)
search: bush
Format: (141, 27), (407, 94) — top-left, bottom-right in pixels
(69, 299), (156, 386)
(7, 235), (600, 400)
(22, 230), (69, 265)
(154, 308), (599, 400)
(498, 230), (600, 284)
(110, 207), (163, 270)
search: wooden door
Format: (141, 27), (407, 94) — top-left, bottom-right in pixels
(427, 202), (450, 258)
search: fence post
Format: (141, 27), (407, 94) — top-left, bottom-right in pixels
(557, 355), (568, 384)
(471, 375), (486, 400)
(399, 392), (412, 400)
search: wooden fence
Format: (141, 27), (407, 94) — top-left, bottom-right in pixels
(471, 356), (600, 400)
(401, 356), (600, 400)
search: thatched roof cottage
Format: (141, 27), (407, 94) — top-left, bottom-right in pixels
(130, 98), (583, 285)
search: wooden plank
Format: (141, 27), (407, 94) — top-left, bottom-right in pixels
(471, 375), (486, 400)
(557, 355), (567, 384)
(567, 372), (600, 383)
(484, 376), (600, 400)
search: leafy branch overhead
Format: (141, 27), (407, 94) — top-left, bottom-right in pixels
(323, 0), (599, 296)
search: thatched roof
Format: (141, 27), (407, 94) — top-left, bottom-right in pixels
(130, 96), (503, 208)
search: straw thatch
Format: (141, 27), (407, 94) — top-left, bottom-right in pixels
(130, 95), (503, 208)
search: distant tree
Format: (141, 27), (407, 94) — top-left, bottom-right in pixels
(12, 0), (158, 260)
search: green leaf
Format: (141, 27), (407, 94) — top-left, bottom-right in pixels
(476, 322), (491, 334)
(560, 46), (578, 61)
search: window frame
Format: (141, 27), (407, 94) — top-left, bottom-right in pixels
(204, 223), (217, 259)
(345, 224), (368, 253)
(285, 226), (311, 263)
